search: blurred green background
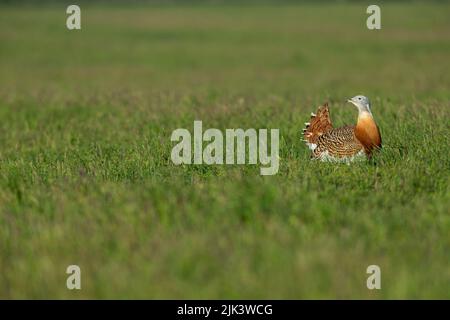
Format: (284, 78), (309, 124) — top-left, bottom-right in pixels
(0, 1), (449, 298)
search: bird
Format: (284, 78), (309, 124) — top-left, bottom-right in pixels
(302, 95), (382, 162)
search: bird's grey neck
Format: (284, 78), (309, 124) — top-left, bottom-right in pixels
(358, 105), (372, 116)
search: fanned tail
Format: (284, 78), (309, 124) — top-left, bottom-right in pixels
(302, 103), (333, 150)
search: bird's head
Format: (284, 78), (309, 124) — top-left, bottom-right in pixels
(347, 95), (372, 115)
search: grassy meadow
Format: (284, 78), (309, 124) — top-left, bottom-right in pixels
(0, 2), (449, 298)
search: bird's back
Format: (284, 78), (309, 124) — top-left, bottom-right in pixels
(313, 125), (364, 160)
(303, 104), (365, 161)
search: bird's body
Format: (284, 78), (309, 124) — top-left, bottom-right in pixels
(303, 96), (381, 162)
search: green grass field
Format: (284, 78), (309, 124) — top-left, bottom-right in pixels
(0, 2), (449, 299)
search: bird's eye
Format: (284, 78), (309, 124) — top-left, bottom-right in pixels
(358, 97), (361, 100)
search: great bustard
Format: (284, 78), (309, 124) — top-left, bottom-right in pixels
(302, 95), (382, 161)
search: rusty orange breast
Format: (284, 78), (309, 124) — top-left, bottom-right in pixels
(355, 114), (382, 155)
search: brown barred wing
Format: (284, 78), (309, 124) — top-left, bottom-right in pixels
(313, 126), (364, 158)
